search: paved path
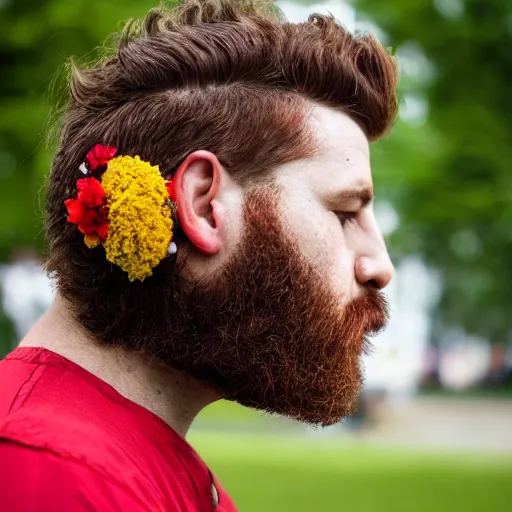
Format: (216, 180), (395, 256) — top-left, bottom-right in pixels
(361, 396), (512, 453)
(195, 397), (512, 453)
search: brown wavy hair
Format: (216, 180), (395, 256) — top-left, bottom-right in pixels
(45, 0), (398, 344)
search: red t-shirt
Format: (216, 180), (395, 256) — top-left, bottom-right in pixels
(0, 347), (238, 512)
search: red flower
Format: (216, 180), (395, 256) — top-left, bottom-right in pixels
(166, 180), (176, 201)
(76, 177), (105, 207)
(86, 144), (117, 171)
(65, 177), (109, 242)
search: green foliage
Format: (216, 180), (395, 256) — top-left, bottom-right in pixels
(192, 432), (512, 512)
(351, 0), (512, 342)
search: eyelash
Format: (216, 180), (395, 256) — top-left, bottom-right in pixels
(335, 212), (358, 227)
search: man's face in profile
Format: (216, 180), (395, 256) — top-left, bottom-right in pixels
(150, 105), (394, 425)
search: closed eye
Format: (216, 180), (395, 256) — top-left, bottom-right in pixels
(335, 212), (358, 227)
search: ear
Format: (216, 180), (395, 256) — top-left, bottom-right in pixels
(172, 150), (224, 255)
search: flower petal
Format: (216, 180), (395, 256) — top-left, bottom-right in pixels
(75, 208), (107, 236)
(76, 178), (106, 208)
(165, 180), (176, 201)
(64, 198), (86, 224)
(86, 144), (117, 171)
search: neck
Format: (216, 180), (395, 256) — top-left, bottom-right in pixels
(18, 294), (219, 438)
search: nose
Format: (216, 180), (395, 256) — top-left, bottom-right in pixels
(355, 247), (394, 290)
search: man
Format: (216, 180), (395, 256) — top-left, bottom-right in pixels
(0, 0), (397, 510)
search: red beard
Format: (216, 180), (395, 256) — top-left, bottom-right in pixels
(151, 188), (389, 425)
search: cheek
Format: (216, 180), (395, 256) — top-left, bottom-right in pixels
(282, 201), (355, 295)
(323, 220), (356, 296)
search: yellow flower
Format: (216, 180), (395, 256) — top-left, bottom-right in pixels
(101, 155), (173, 281)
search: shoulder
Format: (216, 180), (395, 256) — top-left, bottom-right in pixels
(0, 347), (137, 476)
(0, 402), (207, 512)
(0, 439), (149, 512)
(0, 349), (163, 510)
(0, 348), (210, 511)
(0, 407), (177, 509)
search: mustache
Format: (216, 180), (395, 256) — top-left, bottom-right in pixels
(346, 287), (390, 336)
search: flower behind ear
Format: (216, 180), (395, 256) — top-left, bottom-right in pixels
(65, 146), (178, 281)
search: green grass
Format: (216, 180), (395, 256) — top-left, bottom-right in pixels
(190, 431), (512, 512)
(197, 399), (261, 421)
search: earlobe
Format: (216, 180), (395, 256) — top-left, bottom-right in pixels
(172, 151), (223, 255)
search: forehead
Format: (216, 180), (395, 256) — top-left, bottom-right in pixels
(310, 104), (370, 164)
(276, 104), (372, 194)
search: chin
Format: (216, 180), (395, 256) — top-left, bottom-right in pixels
(225, 362), (364, 427)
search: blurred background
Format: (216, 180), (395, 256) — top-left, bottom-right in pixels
(1, 0), (511, 510)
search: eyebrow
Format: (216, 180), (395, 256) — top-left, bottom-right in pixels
(337, 187), (374, 208)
